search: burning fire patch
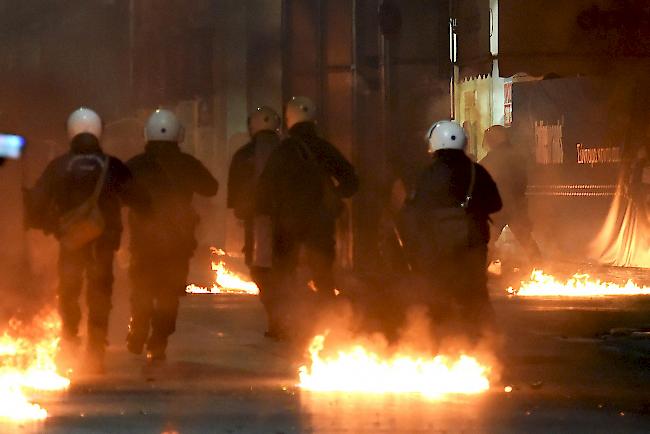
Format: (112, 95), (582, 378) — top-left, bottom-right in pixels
(186, 248), (259, 295)
(507, 269), (650, 297)
(298, 334), (491, 398)
(0, 309), (70, 422)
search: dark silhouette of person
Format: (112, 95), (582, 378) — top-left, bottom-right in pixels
(480, 125), (541, 262)
(126, 109), (218, 362)
(228, 106), (282, 338)
(28, 108), (148, 374)
(401, 121), (502, 337)
(256, 97), (359, 336)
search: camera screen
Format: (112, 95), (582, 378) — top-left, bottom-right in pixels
(0, 134), (25, 159)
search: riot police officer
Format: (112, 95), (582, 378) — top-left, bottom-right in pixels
(126, 109), (218, 362)
(401, 120), (502, 336)
(228, 106), (282, 337)
(29, 108), (147, 374)
(256, 97), (359, 313)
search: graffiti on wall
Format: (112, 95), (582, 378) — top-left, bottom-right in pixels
(534, 120), (563, 164)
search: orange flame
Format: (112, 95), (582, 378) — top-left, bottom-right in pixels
(0, 309), (71, 422)
(507, 269), (650, 297)
(186, 248), (259, 295)
(298, 334), (491, 398)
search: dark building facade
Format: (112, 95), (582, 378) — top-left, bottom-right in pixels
(281, 0), (451, 269)
(0, 0), (451, 272)
(453, 0), (650, 264)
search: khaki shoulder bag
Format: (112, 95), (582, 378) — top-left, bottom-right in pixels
(59, 156), (109, 250)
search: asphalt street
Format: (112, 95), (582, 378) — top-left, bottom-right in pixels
(4, 265), (650, 434)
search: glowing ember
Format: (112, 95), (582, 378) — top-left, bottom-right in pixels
(186, 248), (259, 295)
(0, 309), (71, 422)
(298, 334), (491, 398)
(507, 269), (650, 297)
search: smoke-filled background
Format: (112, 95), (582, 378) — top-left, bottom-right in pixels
(0, 1), (452, 322)
(2, 0), (649, 323)
(1, 2), (650, 433)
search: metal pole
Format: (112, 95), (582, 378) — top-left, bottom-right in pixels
(128, 0), (135, 102)
(379, 10), (390, 170)
(449, 0), (456, 119)
(349, 0), (358, 268)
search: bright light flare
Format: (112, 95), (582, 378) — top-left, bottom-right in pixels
(298, 335), (491, 399)
(186, 248), (259, 295)
(507, 269), (650, 297)
(0, 310), (71, 422)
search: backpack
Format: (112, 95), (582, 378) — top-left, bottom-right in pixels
(58, 156), (109, 250)
(424, 161), (477, 257)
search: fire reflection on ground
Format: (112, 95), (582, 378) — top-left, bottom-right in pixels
(507, 269), (650, 297)
(300, 388), (488, 433)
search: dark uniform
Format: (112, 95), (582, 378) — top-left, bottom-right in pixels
(28, 133), (146, 358)
(126, 141), (218, 359)
(228, 130), (280, 335)
(256, 121), (359, 309)
(402, 148), (502, 334)
(480, 145), (541, 261)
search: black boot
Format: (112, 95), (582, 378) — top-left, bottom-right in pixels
(126, 318), (148, 355)
(146, 334), (168, 363)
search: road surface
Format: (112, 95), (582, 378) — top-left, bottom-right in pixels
(5, 269), (650, 433)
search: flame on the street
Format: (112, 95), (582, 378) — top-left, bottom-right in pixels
(0, 309), (71, 422)
(186, 248), (259, 295)
(298, 334), (490, 398)
(507, 269), (650, 297)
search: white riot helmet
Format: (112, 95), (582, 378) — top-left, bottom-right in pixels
(285, 96), (317, 129)
(67, 108), (102, 140)
(426, 120), (467, 153)
(248, 106), (281, 136)
(145, 109), (184, 142)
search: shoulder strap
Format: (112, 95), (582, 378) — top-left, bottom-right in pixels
(462, 161), (476, 209)
(89, 156), (109, 206)
(293, 137), (315, 162)
(294, 138), (339, 188)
